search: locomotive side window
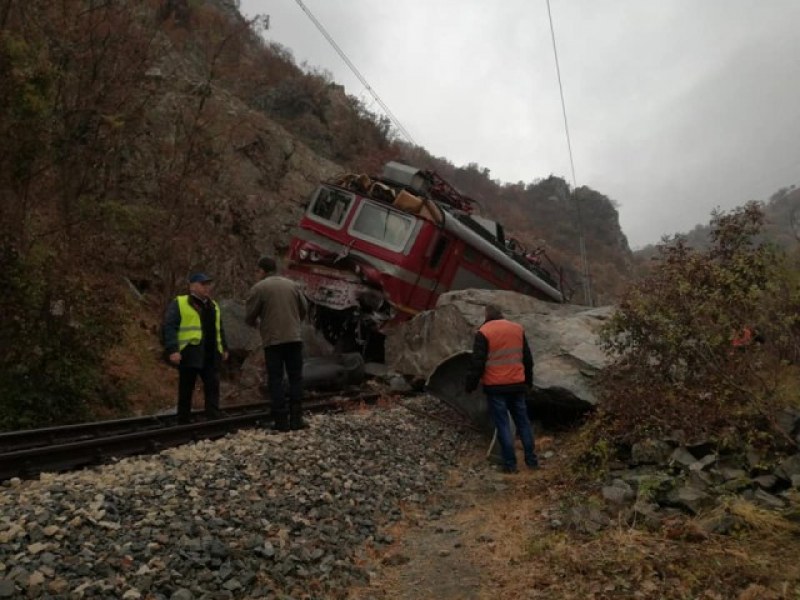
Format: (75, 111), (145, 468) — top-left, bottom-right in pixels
(350, 202), (414, 251)
(309, 187), (353, 229)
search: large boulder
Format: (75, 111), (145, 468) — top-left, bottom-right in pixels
(220, 299), (262, 357)
(386, 289), (613, 411)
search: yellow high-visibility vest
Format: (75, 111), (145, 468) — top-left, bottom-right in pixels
(176, 295), (223, 353)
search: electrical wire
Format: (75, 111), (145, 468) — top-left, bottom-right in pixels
(545, 0), (593, 306)
(293, 0), (418, 146)
(545, 0), (577, 188)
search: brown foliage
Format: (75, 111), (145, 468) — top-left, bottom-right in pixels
(593, 203), (800, 451)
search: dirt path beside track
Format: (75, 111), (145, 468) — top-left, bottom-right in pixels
(351, 434), (560, 600)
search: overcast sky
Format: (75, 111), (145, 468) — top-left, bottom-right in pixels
(239, 0), (800, 248)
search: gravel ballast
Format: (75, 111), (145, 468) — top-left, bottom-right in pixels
(0, 399), (470, 599)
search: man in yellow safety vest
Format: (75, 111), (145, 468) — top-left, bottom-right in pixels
(162, 272), (229, 424)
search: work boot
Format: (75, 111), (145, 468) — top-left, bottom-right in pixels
(272, 411), (290, 432)
(289, 405), (309, 431)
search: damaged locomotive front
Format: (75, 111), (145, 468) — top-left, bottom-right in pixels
(284, 161), (566, 361)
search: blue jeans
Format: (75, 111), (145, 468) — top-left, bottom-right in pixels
(487, 392), (537, 469)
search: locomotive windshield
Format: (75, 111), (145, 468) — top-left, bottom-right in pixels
(349, 202), (414, 251)
(309, 187), (353, 229)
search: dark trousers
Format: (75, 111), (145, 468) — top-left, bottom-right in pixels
(177, 364), (220, 424)
(265, 341), (303, 416)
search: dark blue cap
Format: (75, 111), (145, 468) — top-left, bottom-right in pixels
(188, 272), (213, 283)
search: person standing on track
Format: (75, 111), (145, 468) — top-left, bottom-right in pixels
(245, 256), (309, 432)
(162, 272), (229, 424)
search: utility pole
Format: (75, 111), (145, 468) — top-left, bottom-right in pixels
(573, 189), (593, 306)
(549, 189), (593, 306)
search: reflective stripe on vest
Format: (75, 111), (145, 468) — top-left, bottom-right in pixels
(479, 319), (525, 385)
(176, 295), (223, 353)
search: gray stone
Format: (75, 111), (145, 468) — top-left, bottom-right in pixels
(753, 474), (778, 491)
(631, 439), (672, 465)
(664, 484), (711, 514)
(631, 501), (662, 530)
(388, 375), (412, 394)
(775, 408), (800, 439)
(0, 581), (15, 598)
(688, 470), (715, 489)
(602, 479), (635, 504)
(0, 397), (467, 600)
(717, 466), (747, 481)
(207, 538), (229, 559)
(689, 454), (717, 472)
(753, 489), (786, 510)
(669, 447), (697, 469)
(776, 454), (800, 481)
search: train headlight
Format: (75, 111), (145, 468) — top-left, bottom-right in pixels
(298, 248), (309, 260)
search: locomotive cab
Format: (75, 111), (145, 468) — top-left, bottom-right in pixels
(285, 163), (565, 360)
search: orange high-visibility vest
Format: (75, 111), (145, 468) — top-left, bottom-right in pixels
(732, 327), (753, 348)
(479, 319), (525, 385)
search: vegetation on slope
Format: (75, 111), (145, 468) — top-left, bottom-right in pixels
(586, 202), (800, 457)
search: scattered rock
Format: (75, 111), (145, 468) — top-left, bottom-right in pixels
(0, 398), (465, 599)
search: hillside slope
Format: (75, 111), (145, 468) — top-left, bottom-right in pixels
(0, 0), (632, 427)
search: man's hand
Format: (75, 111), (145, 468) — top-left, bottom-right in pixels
(222, 351), (229, 362)
(169, 352), (181, 365)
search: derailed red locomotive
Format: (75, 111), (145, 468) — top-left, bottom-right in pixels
(284, 161), (565, 359)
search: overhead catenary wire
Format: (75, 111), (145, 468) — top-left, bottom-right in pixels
(545, 0), (593, 306)
(292, 0), (418, 146)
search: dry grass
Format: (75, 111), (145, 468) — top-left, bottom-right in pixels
(105, 319), (175, 417)
(357, 430), (800, 599)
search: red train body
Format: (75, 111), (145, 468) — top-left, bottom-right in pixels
(284, 162), (565, 358)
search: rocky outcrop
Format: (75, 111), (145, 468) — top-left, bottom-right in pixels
(386, 289), (613, 413)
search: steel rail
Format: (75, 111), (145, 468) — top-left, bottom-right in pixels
(0, 391), (378, 482)
(0, 388), (366, 454)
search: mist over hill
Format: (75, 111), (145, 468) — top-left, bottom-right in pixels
(633, 186), (800, 270)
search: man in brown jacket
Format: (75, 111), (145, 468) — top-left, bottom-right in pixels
(245, 256), (309, 431)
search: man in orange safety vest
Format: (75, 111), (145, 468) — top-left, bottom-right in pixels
(465, 304), (539, 473)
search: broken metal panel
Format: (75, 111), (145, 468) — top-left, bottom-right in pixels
(291, 269), (368, 311)
(381, 161), (429, 195)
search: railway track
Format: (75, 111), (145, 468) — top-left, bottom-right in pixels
(0, 389), (379, 482)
